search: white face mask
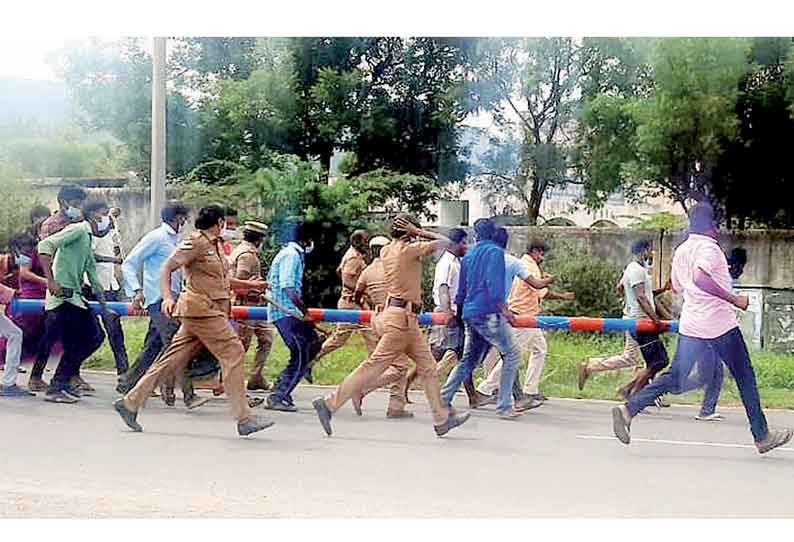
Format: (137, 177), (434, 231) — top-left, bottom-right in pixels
(64, 206), (83, 220)
(96, 215), (111, 233)
(304, 241), (315, 254)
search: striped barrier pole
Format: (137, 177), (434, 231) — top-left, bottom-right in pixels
(9, 298), (679, 333)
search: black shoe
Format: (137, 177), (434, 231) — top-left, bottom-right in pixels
(434, 411), (471, 437)
(237, 415), (275, 436)
(264, 395), (298, 412)
(115, 382), (129, 395)
(113, 399), (143, 432)
(312, 397), (333, 436)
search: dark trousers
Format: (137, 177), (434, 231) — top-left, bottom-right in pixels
(120, 300), (194, 400)
(627, 327), (768, 442)
(272, 316), (321, 404)
(98, 290), (128, 375)
(48, 303), (105, 392)
(31, 310), (60, 379)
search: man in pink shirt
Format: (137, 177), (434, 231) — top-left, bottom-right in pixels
(611, 203), (792, 455)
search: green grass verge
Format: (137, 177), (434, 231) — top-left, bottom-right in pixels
(84, 320), (794, 409)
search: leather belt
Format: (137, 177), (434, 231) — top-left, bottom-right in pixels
(388, 297), (421, 314)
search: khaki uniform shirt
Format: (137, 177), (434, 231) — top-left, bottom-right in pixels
(356, 258), (388, 309)
(380, 239), (434, 307)
(172, 232), (231, 318)
(338, 246), (367, 303)
(230, 240), (262, 305)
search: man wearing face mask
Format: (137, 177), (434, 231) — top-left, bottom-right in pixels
(578, 239), (671, 400)
(114, 204), (274, 436)
(265, 221), (322, 412)
(221, 207), (242, 259)
(118, 202), (205, 409)
(28, 186), (88, 392)
(37, 199), (111, 403)
(305, 229), (372, 383)
(85, 207), (128, 382)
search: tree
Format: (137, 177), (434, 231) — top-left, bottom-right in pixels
(578, 38), (752, 215)
(51, 38), (204, 180)
(466, 38), (580, 225)
(712, 37), (794, 228)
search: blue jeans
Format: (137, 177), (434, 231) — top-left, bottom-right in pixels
(627, 327), (768, 442)
(272, 316), (321, 405)
(441, 313), (521, 412)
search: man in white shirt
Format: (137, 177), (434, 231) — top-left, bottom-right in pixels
(88, 212), (128, 382)
(402, 228), (475, 405)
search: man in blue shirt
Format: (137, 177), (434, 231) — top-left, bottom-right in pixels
(440, 218), (537, 418)
(265, 221), (322, 411)
(118, 203), (205, 410)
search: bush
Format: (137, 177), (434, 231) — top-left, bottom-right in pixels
(0, 168), (41, 251)
(542, 240), (623, 318)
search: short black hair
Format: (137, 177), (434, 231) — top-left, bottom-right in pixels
(195, 204), (226, 230)
(282, 221), (312, 244)
(730, 247), (748, 266)
(631, 239), (652, 255)
(29, 205), (51, 224)
(10, 232), (37, 254)
(391, 213), (420, 239)
(527, 239), (549, 254)
(448, 227), (468, 245)
(57, 185), (87, 203)
(350, 229), (369, 245)
(225, 206), (239, 218)
(689, 203), (716, 234)
(82, 199), (109, 217)
(494, 227), (509, 249)
(161, 202), (191, 223)
(243, 229), (265, 244)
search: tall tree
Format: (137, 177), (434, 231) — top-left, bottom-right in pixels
(466, 38), (580, 225)
(578, 38), (752, 215)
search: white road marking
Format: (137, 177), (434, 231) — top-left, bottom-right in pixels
(576, 434), (794, 452)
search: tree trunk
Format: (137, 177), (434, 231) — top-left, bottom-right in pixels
(526, 175), (544, 226)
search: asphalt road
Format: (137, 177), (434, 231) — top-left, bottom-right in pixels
(2, 370), (793, 518)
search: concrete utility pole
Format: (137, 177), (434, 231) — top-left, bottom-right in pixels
(150, 37), (167, 228)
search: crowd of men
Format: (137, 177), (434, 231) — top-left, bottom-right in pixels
(0, 186), (791, 453)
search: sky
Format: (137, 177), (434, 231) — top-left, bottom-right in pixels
(0, 39), (74, 80)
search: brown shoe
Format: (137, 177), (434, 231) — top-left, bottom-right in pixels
(213, 383), (225, 397)
(515, 396), (543, 412)
(71, 376), (95, 393)
(386, 409), (414, 419)
(28, 377), (48, 392)
(473, 390), (496, 408)
(497, 408), (523, 420)
(756, 428), (793, 454)
(185, 396), (210, 410)
(578, 363), (589, 391)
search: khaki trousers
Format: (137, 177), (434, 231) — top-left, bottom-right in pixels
(325, 307), (449, 425)
(238, 320), (274, 383)
(477, 328), (547, 395)
(585, 332), (643, 373)
(125, 315), (250, 423)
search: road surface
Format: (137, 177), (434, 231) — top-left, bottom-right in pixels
(2, 370), (793, 518)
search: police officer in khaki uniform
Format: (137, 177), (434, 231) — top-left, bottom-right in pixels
(304, 229), (373, 383)
(113, 205), (274, 437)
(348, 235), (414, 418)
(312, 214), (471, 437)
(229, 221), (275, 392)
